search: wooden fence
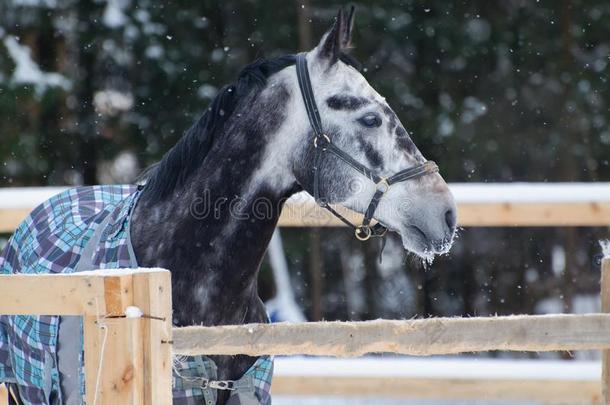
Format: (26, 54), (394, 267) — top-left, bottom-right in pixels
(1, 184), (610, 403)
(1, 259), (610, 404)
(0, 268), (173, 405)
(2, 183), (610, 232)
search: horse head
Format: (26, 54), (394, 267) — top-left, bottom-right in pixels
(266, 8), (457, 259)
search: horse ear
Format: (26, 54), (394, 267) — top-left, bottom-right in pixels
(313, 6), (355, 67)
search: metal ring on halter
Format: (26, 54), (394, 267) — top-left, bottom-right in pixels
(376, 177), (390, 193)
(355, 225), (372, 241)
(313, 134), (331, 148)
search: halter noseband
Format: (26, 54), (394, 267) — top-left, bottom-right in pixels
(295, 53), (439, 241)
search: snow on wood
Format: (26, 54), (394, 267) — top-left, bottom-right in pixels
(450, 182), (610, 203)
(286, 182), (610, 204)
(172, 314), (610, 357)
(73, 267), (170, 276)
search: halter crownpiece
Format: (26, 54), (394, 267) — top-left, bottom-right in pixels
(295, 53), (439, 241)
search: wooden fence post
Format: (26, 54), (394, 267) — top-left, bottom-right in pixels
(0, 383), (7, 405)
(84, 317), (143, 404)
(80, 269), (172, 405)
(602, 257), (610, 405)
(133, 270), (173, 405)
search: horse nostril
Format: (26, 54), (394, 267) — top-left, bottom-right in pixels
(445, 209), (456, 232)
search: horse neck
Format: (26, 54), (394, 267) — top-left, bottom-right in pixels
(131, 88), (298, 326)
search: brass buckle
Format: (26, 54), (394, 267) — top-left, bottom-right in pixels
(355, 225), (372, 241)
(424, 161), (439, 173)
(314, 134), (331, 148)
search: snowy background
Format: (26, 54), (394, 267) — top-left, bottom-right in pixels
(1, 1), (610, 403)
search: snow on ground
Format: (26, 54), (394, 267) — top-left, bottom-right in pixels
(273, 356), (599, 380)
(266, 229), (307, 322)
(273, 357), (598, 405)
(274, 397), (537, 405)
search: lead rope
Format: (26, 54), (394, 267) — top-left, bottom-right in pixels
(93, 298), (109, 405)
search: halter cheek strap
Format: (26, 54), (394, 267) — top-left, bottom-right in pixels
(295, 53), (439, 241)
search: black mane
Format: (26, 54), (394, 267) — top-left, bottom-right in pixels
(139, 52), (360, 203)
(139, 54), (297, 202)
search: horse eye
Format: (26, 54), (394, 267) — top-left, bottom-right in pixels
(358, 113), (382, 128)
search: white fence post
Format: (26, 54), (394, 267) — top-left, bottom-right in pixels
(602, 257), (610, 405)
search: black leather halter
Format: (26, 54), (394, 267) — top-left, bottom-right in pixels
(295, 53), (439, 241)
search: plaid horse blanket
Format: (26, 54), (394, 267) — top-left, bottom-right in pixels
(0, 186), (272, 405)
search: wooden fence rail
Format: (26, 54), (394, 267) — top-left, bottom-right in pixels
(172, 314), (610, 357)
